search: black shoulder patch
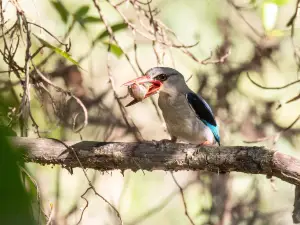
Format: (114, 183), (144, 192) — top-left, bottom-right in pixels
(186, 92), (217, 126)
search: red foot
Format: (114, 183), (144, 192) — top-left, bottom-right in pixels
(198, 140), (212, 146)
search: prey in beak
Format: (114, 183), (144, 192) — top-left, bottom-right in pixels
(122, 75), (162, 107)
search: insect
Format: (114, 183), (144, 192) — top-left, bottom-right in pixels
(123, 76), (162, 107)
(125, 82), (150, 107)
(128, 83), (148, 100)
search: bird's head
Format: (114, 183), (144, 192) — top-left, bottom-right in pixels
(123, 67), (187, 101)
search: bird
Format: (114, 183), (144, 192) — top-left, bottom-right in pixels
(123, 67), (220, 146)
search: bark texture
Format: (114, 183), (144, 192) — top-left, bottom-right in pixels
(11, 137), (300, 223)
(11, 137), (300, 186)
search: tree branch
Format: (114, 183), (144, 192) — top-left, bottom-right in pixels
(11, 137), (300, 186)
(11, 137), (300, 222)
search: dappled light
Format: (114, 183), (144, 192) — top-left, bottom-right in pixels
(1, 0), (300, 225)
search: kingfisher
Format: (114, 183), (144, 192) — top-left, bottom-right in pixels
(123, 67), (220, 146)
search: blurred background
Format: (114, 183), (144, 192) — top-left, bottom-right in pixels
(1, 0), (300, 224)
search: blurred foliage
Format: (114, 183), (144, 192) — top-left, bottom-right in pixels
(34, 34), (81, 67)
(102, 42), (124, 58)
(0, 103), (37, 225)
(1, 0), (300, 224)
(50, 1), (69, 23)
(96, 23), (128, 40)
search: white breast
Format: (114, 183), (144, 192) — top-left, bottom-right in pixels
(158, 92), (215, 144)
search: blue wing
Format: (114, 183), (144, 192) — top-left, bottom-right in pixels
(186, 92), (220, 145)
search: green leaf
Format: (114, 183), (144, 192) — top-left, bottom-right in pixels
(22, 169), (38, 200)
(82, 16), (102, 24)
(264, 0), (290, 5)
(102, 42), (124, 58)
(50, 1), (69, 24)
(0, 129), (37, 225)
(33, 34), (82, 68)
(0, 125), (17, 136)
(96, 23), (128, 40)
(73, 5), (90, 19)
(73, 5), (90, 29)
(287, 14), (296, 27)
(267, 29), (285, 37)
(262, 1), (278, 31)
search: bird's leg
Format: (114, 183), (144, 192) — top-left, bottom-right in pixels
(151, 136), (177, 147)
(171, 136), (177, 143)
(159, 136), (177, 144)
(196, 140), (213, 147)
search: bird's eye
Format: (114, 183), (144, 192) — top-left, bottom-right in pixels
(156, 74), (167, 81)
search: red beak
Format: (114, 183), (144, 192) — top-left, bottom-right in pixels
(122, 75), (162, 106)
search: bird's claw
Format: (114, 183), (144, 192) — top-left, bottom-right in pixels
(151, 138), (172, 143)
(196, 140), (212, 147)
(160, 139), (174, 144)
(151, 139), (173, 148)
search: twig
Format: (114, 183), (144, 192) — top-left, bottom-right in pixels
(32, 64), (88, 133)
(276, 93), (300, 109)
(92, 0), (143, 141)
(49, 138), (123, 225)
(92, 0), (139, 76)
(217, 178), (233, 225)
(76, 187), (91, 225)
(247, 72), (300, 90)
(9, 0), (24, 14)
(283, 114), (300, 131)
(186, 74), (193, 83)
(46, 203), (54, 225)
(227, 0), (262, 38)
(286, 0), (300, 37)
(244, 114), (300, 144)
(35, 19), (75, 69)
(146, 0), (161, 65)
(171, 172), (196, 225)
(28, 22), (69, 48)
(0, 21), (18, 38)
(127, 178), (200, 225)
(18, 14), (32, 137)
(31, 46), (45, 59)
(20, 166), (45, 225)
(110, 0), (198, 49)
(133, 41), (144, 74)
(201, 48), (231, 65)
